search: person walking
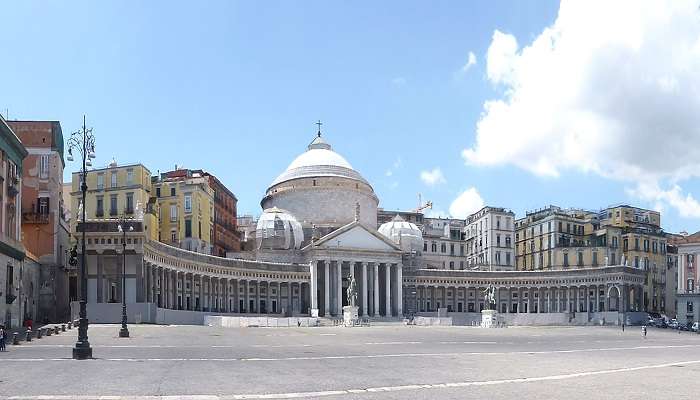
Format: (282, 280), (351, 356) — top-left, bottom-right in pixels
(622, 322), (625, 332)
(0, 326), (6, 351)
(642, 325), (647, 339)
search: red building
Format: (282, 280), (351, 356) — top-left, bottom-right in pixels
(201, 171), (240, 256)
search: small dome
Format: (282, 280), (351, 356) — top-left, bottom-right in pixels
(256, 207), (304, 250)
(378, 215), (423, 252)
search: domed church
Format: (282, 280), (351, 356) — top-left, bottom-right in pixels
(245, 128), (411, 318)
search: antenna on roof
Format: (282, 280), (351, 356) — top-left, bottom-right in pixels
(316, 120), (322, 137)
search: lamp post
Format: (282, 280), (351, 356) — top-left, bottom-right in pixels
(67, 115), (96, 360)
(117, 217), (133, 338)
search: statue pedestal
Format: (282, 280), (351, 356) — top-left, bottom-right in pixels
(343, 306), (359, 327)
(481, 309), (498, 328)
(310, 308), (319, 318)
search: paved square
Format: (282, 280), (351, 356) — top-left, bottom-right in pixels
(1, 324), (700, 399)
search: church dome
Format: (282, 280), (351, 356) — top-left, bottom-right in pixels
(268, 133), (370, 188)
(378, 215), (423, 252)
(255, 207), (304, 250)
(262, 128), (379, 228)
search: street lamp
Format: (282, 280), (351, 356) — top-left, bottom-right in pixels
(117, 217), (133, 338)
(67, 115), (96, 360)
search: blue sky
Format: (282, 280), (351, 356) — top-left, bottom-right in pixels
(2, 1), (699, 233)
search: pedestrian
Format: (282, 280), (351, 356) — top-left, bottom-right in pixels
(642, 325), (647, 339)
(622, 322), (625, 332)
(0, 325), (6, 352)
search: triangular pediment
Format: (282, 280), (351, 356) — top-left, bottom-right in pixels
(306, 222), (400, 252)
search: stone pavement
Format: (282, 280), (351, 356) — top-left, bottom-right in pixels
(1, 324), (700, 399)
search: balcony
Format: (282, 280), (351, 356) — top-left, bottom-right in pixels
(109, 208), (118, 216)
(22, 212), (50, 224)
(125, 207), (134, 215)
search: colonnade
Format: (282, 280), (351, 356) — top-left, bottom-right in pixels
(310, 259), (403, 317)
(143, 263), (310, 315)
(413, 283), (645, 314)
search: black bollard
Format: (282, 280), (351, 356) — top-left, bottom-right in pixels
(12, 332), (20, 345)
(54, 327), (60, 335)
(26, 330), (32, 342)
(46, 328), (52, 336)
(36, 329), (42, 339)
(67, 321), (72, 329)
(61, 324), (66, 332)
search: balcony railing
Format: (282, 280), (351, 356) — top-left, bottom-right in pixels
(96, 209), (104, 217)
(109, 208), (118, 216)
(22, 212), (50, 224)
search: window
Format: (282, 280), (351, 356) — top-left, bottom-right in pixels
(634, 256), (640, 268)
(460, 244), (464, 256)
(623, 239), (629, 251)
(506, 253), (511, 266)
(185, 219), (192, 238)
(441, 243), (446, 253)
(184, 194), (192, 213)
(97, 174), (104, 189)
(577, 252), (583, 266)
(592, 251), (598, 266)
(450, 243), (454, 255)
(423, 242), (427, 252)
(109, 195), (117, 216)
(38, 197), (49, 215)
(170, 230), (177, 243)
(170, 204), (177, 222)
(170, 187), (176, 196)
(431, 242), (437, 252)
(126, 192), (134, 213)
(38, 154), (49, 179)
(156, 187), (161, 198)
(688, 301), (694, 313)
(111, 172), (117, 188)
(96, 196), (104, 216)
(449, 261), (454, 269)
(496, 235), (501, 247)
(495, 251), (501, 264)
(496, 217), (501, 229)
(563, 253), (569, 267)
(635, 238), (640, 250)
(126, 169), (134, 185)
(505, 236), (511, 248)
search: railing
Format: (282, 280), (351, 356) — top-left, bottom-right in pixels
(22, 212), (49, 224)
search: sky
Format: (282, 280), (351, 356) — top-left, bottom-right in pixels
(2, 0), (700, 233)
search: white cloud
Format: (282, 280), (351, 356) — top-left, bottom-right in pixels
(385, 169), (393, 177)
(420, 167), (446, 186)
(449, 187), (485, 219)
(384, 157), (402, 178)
(463, 0), (700, 217)
(461, 51), (477, 72)
(627, 182), (700, 218)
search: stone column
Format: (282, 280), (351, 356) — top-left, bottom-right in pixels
(266, 281), (272, 314)
(361, 262), (368, 317)
(324, 260), (330, 316)
(232, 279), (238, 313)
(336, 261), (342, 316)
(310, 261), (318, 311)
(254, 280), (259, 313)
(556, 288), (561, 313)
(396, 264), (403, 317)
(244, 280), (249, 313)
(287, 282), (293, 315)
(373, 263), (380, 317)
(385, 264), (391, 316)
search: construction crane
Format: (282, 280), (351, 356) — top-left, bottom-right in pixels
(413, 193), (433, 213)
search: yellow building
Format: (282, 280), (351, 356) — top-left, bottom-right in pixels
(153, 169), (214, 254)
(599, 205), (668, 314)
(516, 204), (670, 315)
(70, 161), (157, 240)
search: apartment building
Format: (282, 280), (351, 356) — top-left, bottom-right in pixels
(153, 169), (214, 254)
(464, 206), (515, 270)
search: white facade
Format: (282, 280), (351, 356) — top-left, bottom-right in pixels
(465, 206), (515, 271)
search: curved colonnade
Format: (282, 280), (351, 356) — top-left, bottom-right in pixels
(143, 240), (311, 315)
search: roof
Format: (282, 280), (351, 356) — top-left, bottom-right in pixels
(268, 134), (370, 188)
(0, 115), (28, 168)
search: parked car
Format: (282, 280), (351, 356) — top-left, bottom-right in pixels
(657, 319), (668, 328)
(692, 322), (699, 332)
(646, 317), (656, 327)
(668, 319), (679, 329)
